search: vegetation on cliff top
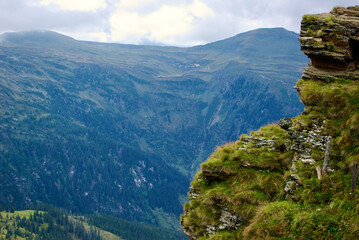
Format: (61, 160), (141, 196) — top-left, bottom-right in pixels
(181, 74), (359, 240)
(181, 6), (359, 240)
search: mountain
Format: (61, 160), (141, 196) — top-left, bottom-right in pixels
(0, 28), (307, 228)
(181, 6), (359, 239)
(0, 30), (77, 48)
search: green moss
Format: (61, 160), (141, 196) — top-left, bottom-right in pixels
(323, 17), (335, 26)
(332, 6), (344, 11)
(306, 29), (315, 37)
(303, 14), (319, 22)
(242, 201), (302, 239)
(241, 201), (350, 240)
(292, 114), (313, 131)
(182, 61), (359, 239)
(303, 13), (338, 40)
(324, 41), (341, 52)
(205, 231), (240, 240)
(250, 124), (289, 139)
(299, 79), (359, 169)
(299, 80), (359, 110)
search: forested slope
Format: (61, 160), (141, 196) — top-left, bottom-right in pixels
(0, 28), (307, 228)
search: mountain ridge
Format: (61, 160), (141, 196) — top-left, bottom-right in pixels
(0, 27), (297, 48)
(0, 27), (307, 229)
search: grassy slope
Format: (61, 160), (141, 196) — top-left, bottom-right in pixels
(181, 79), (359, 238)
(181, 17), (359, 240)
(0, 28), (306, 227)
(0, 209), (188, 240)
(0, 210), (122, 240)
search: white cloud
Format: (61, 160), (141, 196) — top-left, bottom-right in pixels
(109, 0), (213, 45)
(87, 31), (109, 42)
(40, 0), (107, 11)
(118, 0), (156, 10)
(1, 0), (359, 46)
(180, 0), (359, 45)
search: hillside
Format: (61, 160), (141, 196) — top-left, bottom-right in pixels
(181, 6), (359, 239)
(0, 209), (116, 240)
(0, 28), (307, 228)
(0, 205), (187, 240)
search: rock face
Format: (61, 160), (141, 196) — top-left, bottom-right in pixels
(299, 6), (359, 71)
(181, 6), (359, 240)
(299, 6), (359, 81)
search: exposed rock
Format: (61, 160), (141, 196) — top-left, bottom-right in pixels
(284, 181), (295, 193)
(205, 226), (217, 236)
(290, 174), (300, 181)
(218, 208), (243, 230)
(187, 186), (200, 200)
(181, 6), (359, 240)
(300, 6), (359, 72)
(278, 118), (293, 130)
(285, 174), (301, 200)
(301, 66), (359, 81)
(205, 208), (243, 236)
(288, 121), (328, 167)
(316, 165), (323, 180)
(240, 136), (276, 149)
(300, 158), (316, 165)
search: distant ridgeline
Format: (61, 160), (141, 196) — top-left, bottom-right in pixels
(181, 6), (359, 239)
(0, 27), (307, 229)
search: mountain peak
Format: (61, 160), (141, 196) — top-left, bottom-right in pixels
(194, 27), (300, 55)
(0, 23), (307, 229)
(235, 27), (296, 36)
(0, 30), (76, 48)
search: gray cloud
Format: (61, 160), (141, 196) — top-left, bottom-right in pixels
(0, 0), (109, 34)
(0, 0), (358, 46)
(180, 0), (359, 45)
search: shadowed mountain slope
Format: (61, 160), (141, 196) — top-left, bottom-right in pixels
(0, 28), (307, 228)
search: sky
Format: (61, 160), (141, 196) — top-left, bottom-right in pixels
(0, 0), (358, 46)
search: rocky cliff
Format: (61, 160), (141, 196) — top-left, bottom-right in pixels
(181, 6), (359, 239)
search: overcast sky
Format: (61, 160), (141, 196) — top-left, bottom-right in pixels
(0, 0), (357, 46)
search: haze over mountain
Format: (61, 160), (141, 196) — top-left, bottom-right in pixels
(0, 28), (307, 229)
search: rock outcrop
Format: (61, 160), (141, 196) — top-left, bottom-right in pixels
(300, 6), (359, 71)
(181, 6), (359, 240)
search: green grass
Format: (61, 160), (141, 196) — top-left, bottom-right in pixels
(0, 210), (37, 219)
(0, 210), (38, 240)
(0, 210), (123, 240)
(181, 124), (294, 238)
(0, 28), (308, 228)
(182, 71), (359, 239)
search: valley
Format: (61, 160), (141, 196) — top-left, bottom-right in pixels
(0, 28), (307, 230)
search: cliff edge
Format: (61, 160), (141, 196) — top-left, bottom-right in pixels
(181, 6), (359, 240)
